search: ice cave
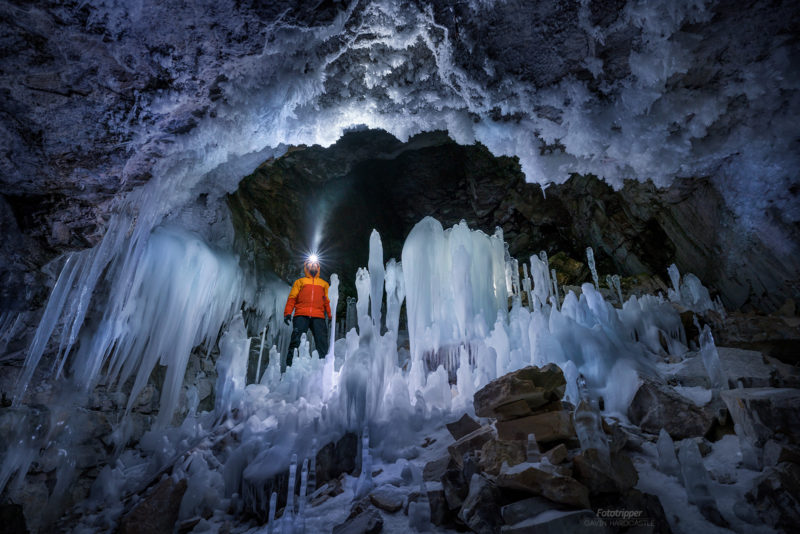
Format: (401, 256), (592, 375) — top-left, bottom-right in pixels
(1, 1), (799, 533)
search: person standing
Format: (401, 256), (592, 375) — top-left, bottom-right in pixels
(283, 255), (331, 366)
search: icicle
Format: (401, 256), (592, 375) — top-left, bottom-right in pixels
(611, 274), (623, 304)
(585, 247), (599, 290)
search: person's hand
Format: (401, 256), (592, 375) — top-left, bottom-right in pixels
(284, 315), (291, 326)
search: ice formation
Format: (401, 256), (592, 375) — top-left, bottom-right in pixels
(4, 216), (722, 531)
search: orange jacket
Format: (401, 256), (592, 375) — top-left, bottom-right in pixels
(284, 266), (331, 319)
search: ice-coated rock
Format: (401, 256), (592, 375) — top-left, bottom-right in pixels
(447, 425), (495, 468)
(458, 474), (503, 534)
(479, 439), (526, 476)
(628, 379), (717, 439)
(495, 464), (590, 509)
(473, 364), (566, 419)
(721, 387), (800, 446)
(495, 409), (575, 443)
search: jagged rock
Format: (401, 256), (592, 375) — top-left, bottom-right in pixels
(333, 507), (383, 534)
(543, 444), (568, 465)
(446, 413), (481, 440)
(427, 488), (456, 527)
(572, 449), (638, 494)
(447, 425), (495, 467)
(745, 461), (800, 532)
(763, 439), (800, 467)
(501, 496), (567, 525)
(495, 464), (590, 509)
(474, 364), (566, 419)
(459, 474), (503, 534)
(118, 477), (188, 534)
(480, 439), (526, 475)
(628, 379), (717, 439)
(423, 454), (451, 482)
(721, 387), (800, 445)
(441, 466), (468, 510)
(500, 509), (607, 534)
(601, 419), (627, 454)
(316, 432), (358, 485)
(369, 485), (405, 513)
(496, 410), (574, 443)
(764, 355), (800, 388)
(668, 347), (775, 388)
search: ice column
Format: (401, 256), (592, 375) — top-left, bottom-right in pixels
(522, 264), (534, 310)
(530, 254), (550, 308)
(657, 429), (680, 477)
(586, 247), (599, 290)
(368, 230), (385, 329)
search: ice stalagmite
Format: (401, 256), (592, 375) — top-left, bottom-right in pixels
(657, 428), (680, 477)
(573, 375), (610, 465)
(699, 325), (727, 393)
(355, 267), (371, 334)
(678, 439), (726, 525)
(268, 492), (277, 534)
(297, 458), (308, 533)
(368, 230), (385, 329)
(286, 454), (298, 520)
(586, 246), (599, 290)
(328, 274), (339, 356)
(355, 426), (374, 499)
(384, 259), (405, 335)
(215, 312), (250, 418)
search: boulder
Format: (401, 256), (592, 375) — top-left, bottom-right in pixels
(500, 509), (608, 534)
(423, 454), (451, 482)
(459, 474), (503, 534)
(628, 380), (717, 439)
(427, 488), (456, 527)
(474, 364), (566, 419)
(118, 477), (188, 534)
(441, 466), (468, 510)
(496, 410), (574, 443)
(446, 413), (481, 440)
(480, 439), (526, 475)
(369, 485), (405, 513)
(495, 464), (590, 509)
(317, 432), (358, 486)
(721, 387), (800, 445)
(447, 425), (495, 467)
(572, 449), (638, 494)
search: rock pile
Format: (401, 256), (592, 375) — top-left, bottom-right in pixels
(423, 364), (669, 534)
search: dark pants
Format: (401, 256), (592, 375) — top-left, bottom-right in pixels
(287, 315), (329, 366)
